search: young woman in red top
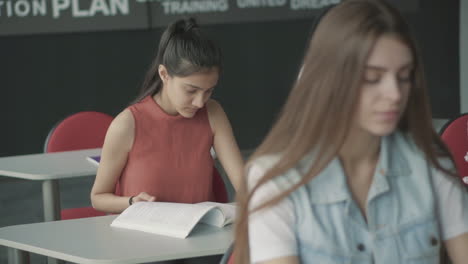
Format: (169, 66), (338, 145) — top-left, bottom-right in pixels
(91, 18), (244, 215)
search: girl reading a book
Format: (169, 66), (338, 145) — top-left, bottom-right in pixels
(234, 1), (468, 263)
(90, 18), (244, 219)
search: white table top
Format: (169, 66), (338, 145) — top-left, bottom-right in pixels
(0, 215), (233, 264)
(0, 148), (101, 180)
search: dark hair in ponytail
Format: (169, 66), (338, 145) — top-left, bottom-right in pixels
(132, 18), (222, 104)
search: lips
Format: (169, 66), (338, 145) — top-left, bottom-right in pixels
(377, 111), (399, 121)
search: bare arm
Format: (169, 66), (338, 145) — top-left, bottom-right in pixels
(90, 109), (154, 213)
(206, 99), (244, 192)
(445, 233), (468, 264)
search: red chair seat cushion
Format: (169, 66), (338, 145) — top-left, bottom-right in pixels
(61, 207), (106, 220)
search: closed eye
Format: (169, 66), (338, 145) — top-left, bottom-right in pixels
(397, 77), (412, 83)
(364, 77), (381, 84)
(397, 68), (413, 83)
(185, 88), (197, 94)
(363, 69), (382, 84)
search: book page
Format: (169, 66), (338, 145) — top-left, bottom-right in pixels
(111, 202), (217, 238)
(199, 202), (236, 226)
(198, 209), (225, 227)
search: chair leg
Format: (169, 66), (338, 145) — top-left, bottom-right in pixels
(42, 180), (61, 221)
(8, 248), (29, 264)
(47, 256), (64, 264)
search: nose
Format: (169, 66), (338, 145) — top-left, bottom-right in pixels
(192, 94), (205, 108)
(384, 76), (403, 103)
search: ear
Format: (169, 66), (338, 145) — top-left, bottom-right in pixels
(158, 65), (169, 83)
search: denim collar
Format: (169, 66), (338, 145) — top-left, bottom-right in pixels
(304, 132), (412, 204)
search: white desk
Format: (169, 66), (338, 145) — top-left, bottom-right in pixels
(0, 215), (232, 264)
(0, 148), (101, 222)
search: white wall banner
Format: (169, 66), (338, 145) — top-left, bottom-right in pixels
(0, 0), (419, 36)
(0, 0), (149, 35)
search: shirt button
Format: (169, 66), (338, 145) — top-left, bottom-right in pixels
(357, 243), (366, 252)
(430, 236), (438, 246)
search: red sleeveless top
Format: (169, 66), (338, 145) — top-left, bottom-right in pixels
(117, 95), (214, 203)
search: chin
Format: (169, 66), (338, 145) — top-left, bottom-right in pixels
(179, 111), (196, 118)
(370, 125), (398, 137)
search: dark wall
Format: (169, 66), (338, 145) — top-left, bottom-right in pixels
(0, 0), (459, 157)
(405, 0), (459, 119)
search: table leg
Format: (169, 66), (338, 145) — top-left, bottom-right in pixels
(7, 248), (29, 264)
(42, 180), (61, 222)
(42, 180), (65, 264)
(47, 257), (64, 264)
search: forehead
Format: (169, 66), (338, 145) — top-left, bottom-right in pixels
(174, 68), (219, 88)
(367, 35), (413, 68)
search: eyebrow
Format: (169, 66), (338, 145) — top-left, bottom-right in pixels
(365, 62), (414, 71)
(184, 83), (216, 91)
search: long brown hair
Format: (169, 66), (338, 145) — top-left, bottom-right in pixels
(234, 0), (456, 262)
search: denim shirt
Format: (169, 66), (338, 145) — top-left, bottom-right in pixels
(258, 132), (441, 264)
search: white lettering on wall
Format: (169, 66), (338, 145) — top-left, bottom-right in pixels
(89, 0), (110, 16)
(290, 0), (341, 10)
(110, 0), (129, 15)
(51, 0), (129, 19)
(160, 0), (229, 15)
(32, 0), (47, 16)
(0, 0), (14, 17)
(0, 0), (47, 17)
(1, 0), (129, 18)
(53, 0), (70, 18)
(237, 0), (287, 8)
(72, 0), (89, 17)
(14, 0), (30, 17)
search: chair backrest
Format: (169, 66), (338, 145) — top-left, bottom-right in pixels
(44, 111), (113, 220)
(44, 111), (113, 153)
(440, 113), (468, 186)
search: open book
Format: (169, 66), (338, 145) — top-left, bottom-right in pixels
(110, 201), (236, 239)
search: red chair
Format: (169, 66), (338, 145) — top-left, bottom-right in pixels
(44, 111), (113, 219)
(47, 111), (229, 218)
(440, 113), (468, 186)
(45, 111), (113, 153)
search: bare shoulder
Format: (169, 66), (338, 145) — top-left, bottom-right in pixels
(110, 109), (135, 134)
(104, 109), (135, 152)
(206, 99), (224, 116)
(206, 99), (227, 133)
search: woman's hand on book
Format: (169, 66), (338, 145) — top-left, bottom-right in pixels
(134, 192), (156, 203)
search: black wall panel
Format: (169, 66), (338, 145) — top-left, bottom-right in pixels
(0, 0), (459, 157)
